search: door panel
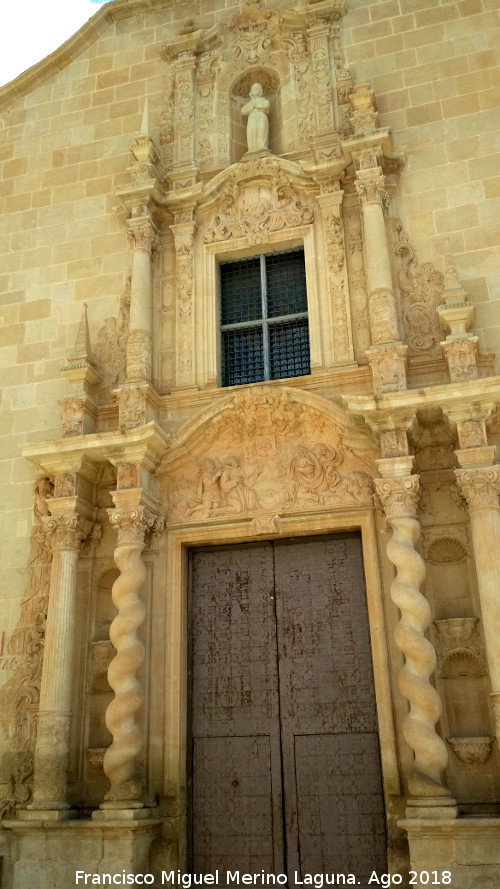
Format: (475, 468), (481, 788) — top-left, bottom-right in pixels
(191, 544), (285, 876)
(193, 736), (275, 873)
(190, 536), (386, 881)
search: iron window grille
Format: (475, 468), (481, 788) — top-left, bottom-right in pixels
(220, 248), (310, 387)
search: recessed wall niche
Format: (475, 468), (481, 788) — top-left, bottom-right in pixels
(231, 69), (282, 162)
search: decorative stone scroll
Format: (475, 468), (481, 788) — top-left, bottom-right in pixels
(392, 221), (444, 357)
(59, 397), (86, 437)
(204, 179), (314, 244)
(374, 467), (452, 804)
(0, 480), (53, 813)
(95, 285), (130, 403)
(103, 504), (157, 805)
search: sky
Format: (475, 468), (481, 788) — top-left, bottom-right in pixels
(1, 0), (108, 87)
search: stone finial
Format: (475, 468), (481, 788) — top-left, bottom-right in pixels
(437, 241), (474, 339)
(61, 303), (99, 386)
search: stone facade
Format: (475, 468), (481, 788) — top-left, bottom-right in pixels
(0, 0), (500, 886)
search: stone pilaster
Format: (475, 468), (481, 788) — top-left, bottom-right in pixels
(455, 446), (500, 742)
(29, 505), (92, 813)
(173, 49), (197, 175)
(171, 215), (197, 390)
(308, 20), (335, 138)
(99, 492), (157, 813)
(375, 457), (456, 818)
(126, 214), (158, 384)
(316, 187), (354, 364)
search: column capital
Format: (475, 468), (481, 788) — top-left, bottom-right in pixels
(126, 214), (159, 253)
(42, 512), (93, 551)
(355, 168), (390, 209)
(455, 464), (500, 509)
(107, 503), (158, 547)
(374, 472), (420, 519)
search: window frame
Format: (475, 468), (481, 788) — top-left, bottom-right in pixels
(220, 248), (310, 386)
(200, 226), (329, 390)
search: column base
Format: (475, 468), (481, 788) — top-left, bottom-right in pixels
(18, 807), (77, 822)
(405, 796), (458, 819)
(93, 802), (152, 821)
(400, 815), (500, 888)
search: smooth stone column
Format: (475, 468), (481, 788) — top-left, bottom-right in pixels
(375, 457), (457, 818)
(355, 164), (399, 345)
(126, 214), (158, 383)
(455, 446), (500, 741)
(29, 510), (91, 813)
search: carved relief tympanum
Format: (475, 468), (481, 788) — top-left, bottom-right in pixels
(164, 388), (375, 522)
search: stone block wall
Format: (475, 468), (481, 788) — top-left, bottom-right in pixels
(342, 0), (500, 355)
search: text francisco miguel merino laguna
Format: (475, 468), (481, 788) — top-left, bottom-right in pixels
(75, 872), (398, 886)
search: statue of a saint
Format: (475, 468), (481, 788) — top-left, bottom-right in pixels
(241, 83), (270, 153)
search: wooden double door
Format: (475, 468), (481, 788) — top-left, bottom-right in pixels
(189, 535), (387, 884)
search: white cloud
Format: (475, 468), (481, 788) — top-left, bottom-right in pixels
(1, 0), (108, 87)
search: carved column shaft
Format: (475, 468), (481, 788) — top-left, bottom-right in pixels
(308, 23), (335, 136)
(455, 457), (500, 737)
(102, 502), (155, 807)
(31, 511), (91, 809)
(171, 220), (196, 390)
(375, 459), (455, 815)
(126, 216), (157, 383)
(355, 167), (399, 345)
(173, 52), (196, 169)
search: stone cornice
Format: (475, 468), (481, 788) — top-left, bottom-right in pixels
(344, 377), (500, 434)
(22, 422), (170, 478)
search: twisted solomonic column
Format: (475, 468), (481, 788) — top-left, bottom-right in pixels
(102, 504), (156, 808)
(375, 470), (456, 815)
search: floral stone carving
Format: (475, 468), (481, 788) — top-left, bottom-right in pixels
(204, 180), (313, 244)
(0, 480), (54, 812)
